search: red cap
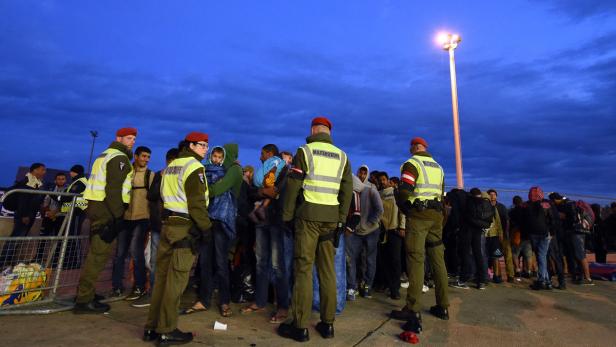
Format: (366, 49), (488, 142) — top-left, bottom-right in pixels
(311, 116), (332, 130)
(185, 131), (209, 143)
(410, 137), (428, 148)
(116, 127), (137, 137)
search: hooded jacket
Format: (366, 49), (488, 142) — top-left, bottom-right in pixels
(353, 174), (384, 236)
(208, 143), (243, 201)
(379, 185), (405, 231)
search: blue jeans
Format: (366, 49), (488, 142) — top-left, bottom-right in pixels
(112, 219), (148, 290)
(198, 220), (232, 307)
(254, 223), (293, 309)
(345, 230), (379, 290)
(149, 229), (160, 290)
(530, 234), (550, 283)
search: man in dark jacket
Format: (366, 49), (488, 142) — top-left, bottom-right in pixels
(0, 163), (46, 266)
(455, 188), (494, 290)
(525, 187), (553, 290)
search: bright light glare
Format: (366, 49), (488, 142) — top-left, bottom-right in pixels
(436, 32), (449, 45)
(451, 34), (460, 42)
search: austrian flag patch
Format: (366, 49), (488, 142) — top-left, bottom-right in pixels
(401, 171), (416, 186)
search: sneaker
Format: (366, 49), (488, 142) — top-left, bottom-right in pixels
(582, 278), (595, 286)
(477, 283), (486, 290)
(125, 287), (145, 301)
(131, 294), (151, 308)
(530, 281), (543, 290)
(422, 284), (429, 293)
(346, 289), (358, 301)
(493, 276), (503, 284)
(521, 272), (531, 279)
(450, 281), (470, 289)
(110, 288), (123, 298)
(400, 273), (409, 283)
(400, 281), (409, 289)
(360, 284), (372, 298)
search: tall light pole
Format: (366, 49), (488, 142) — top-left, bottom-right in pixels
(436, 32), (464, 189)
(87, 130), (99, 175)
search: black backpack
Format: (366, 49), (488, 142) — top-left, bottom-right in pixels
(525, 201), (550, 235)
(1, 180), (30, 212)
(466, 197), (495, 229)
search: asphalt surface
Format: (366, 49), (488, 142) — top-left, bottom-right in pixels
(1, 274), (616, 347)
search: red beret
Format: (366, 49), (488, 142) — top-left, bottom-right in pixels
(410, 137), (428, 148)
(116, 127), (137, 137)
(311, 116), (332, 130)
(185, 131), (209, 143)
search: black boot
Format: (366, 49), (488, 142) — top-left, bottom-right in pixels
(73, 300), (110, 314)
(157, 329), (193, 346)
(278, 322), (309, 342)
(315, 321), (334, 339)
(390, 307), (422, 321)
(429, 305), (449, 320)
(143, 329), (159, 342)
(402, 313), (423, 334)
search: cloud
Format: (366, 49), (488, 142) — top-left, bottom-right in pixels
(1, 25), (616, 200)
(536, 0), (616, 21)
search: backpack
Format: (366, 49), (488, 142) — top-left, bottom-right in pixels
(467, 197), (494, 229)
(574, 200), (595, 234)
(526, 201), (550, 235)
(1, 180), (29, 212)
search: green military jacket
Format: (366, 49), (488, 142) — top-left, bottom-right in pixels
(282, 132), (353, 224)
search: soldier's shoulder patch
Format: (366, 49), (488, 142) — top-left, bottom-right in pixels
(119, 162), (125, 171)
(198, 172), (205, 184)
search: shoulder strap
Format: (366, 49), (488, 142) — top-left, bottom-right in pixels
(145, 169), (152, 191)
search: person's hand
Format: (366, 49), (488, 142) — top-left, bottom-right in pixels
(397, 228), (406, 238)
(21, 217), (30, 225)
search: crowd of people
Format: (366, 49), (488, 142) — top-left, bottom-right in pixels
(2, 120), (616, 345)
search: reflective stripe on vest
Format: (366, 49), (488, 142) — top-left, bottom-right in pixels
(61, 177), (89, 213)
(83, 148), (133, 203)
(161, 157), (209, 214)
(400, 155), (444, 203)
(300, 142), (347, 206)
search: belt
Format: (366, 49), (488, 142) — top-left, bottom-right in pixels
(164, 210), (190, 219)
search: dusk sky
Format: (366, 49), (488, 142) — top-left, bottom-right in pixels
(1, 1), (615, 200)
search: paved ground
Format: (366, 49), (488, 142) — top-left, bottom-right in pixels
(1, 275), (616, 347)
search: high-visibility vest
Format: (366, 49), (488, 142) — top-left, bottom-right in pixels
(299, 142), (347, 206)
(60, 177), (89, 213)
(400, 155), (444, 203)
(161, 157), (209, 214)
(83, 148), (133, 203)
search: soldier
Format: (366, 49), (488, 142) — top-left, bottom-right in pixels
(278, 117), (353, 342)
(74, 127), (136, 313)
(390, 137), (449, 333)
(144, 132), (212, 345)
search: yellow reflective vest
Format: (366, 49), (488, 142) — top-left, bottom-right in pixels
(400, 155), (444, 203)
(299, 142), (347, 206)
(83, 148), (133, 203)
(161, 157), (209, 214)
(60, 177), (89, 213)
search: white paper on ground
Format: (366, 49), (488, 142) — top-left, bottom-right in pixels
(214, 321), (228, 330)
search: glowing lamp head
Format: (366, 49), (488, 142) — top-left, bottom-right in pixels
(436, 32), (450, 46)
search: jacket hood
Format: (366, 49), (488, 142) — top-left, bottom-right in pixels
(206, 146), (226, 166)
(352, 174), (370, 193)
(222, 143), (239, 169)
(359, 164), (369, 182)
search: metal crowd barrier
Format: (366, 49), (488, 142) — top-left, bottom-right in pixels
(0, 189), (89, 315)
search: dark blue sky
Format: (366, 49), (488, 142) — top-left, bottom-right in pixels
(1, 1), (615, 199)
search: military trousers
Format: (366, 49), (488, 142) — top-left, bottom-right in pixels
(404, 209), (449, 312)
(146, 217), (196, 334)
(288, 218), (337, 329)
(76, 232), (114, 304)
